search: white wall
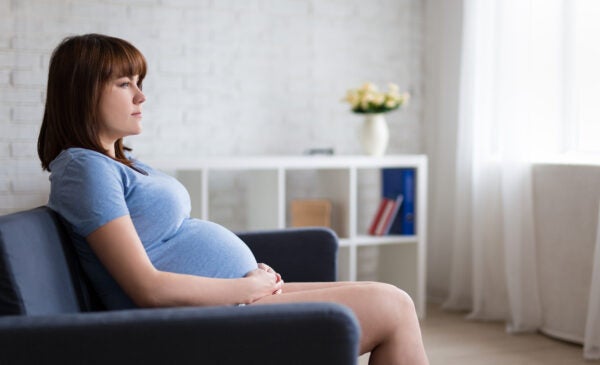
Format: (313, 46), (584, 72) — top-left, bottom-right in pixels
(0, 0), (425, 215)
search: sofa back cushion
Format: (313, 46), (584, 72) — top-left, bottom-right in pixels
(0, 207), (92, 315)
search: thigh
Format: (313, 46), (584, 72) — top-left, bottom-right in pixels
(281, 281), (376, 294)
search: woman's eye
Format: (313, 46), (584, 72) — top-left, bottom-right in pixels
(119, 82), (130, 88)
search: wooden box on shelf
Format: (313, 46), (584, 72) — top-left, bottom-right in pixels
(290, 199), (332, 228)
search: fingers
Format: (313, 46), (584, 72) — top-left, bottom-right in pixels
(256, 263), (284, 296)
(273, 278), (284, 295)
(258, 263), (282, 281)
(258, 263), (274, 273)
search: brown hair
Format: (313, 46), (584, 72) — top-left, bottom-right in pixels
(37, 33), (147, 171)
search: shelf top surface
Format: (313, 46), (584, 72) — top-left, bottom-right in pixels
(339, 235), (419, 247)
(145, 154), (428, 170)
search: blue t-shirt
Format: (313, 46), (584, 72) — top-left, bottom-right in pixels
(47, 148), (258, 309)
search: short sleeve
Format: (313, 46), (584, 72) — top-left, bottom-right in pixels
(49, 152), (130, 237)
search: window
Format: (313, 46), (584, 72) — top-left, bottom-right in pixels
(527, 0), (600, 160)
(569, 0), (600, 154)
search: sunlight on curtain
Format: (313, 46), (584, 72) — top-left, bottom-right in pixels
(571, 1), (600, 154)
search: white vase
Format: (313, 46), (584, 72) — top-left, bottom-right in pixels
(360, 113), (389, 156)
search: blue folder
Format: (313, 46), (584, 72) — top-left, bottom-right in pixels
(382, 168), (415, 235)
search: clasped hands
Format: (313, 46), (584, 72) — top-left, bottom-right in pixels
(246, 263), (284, 299)
(258, 263), (284, 295)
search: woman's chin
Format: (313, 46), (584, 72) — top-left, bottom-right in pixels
(131, 126), (143, 135)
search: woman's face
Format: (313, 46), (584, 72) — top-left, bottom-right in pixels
(97, 75), (145, 151)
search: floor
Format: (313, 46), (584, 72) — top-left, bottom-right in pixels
(359, 303), (594, 365)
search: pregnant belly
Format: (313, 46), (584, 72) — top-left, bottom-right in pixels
(149, 219), (258, 279)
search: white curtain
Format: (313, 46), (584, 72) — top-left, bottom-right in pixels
(443, 0), (545, 329)
(431, 0), (600, 359)
(437, 0), (600, 359)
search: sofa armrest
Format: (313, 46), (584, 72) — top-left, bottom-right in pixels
(0, 303), (359, 365)
(237, 228), (339, 282)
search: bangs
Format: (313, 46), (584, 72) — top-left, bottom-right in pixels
(100, 37), (147, 83)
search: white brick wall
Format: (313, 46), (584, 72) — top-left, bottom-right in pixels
(0, 0), (424, 215)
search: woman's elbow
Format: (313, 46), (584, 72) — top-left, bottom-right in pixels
(132, 292), (162, 308)
(125, 274), (165, 308)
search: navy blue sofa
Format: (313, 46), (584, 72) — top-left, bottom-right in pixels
(0, 206), (360, 365)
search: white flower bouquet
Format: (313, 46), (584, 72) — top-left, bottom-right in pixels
(343, 82), (409, 114)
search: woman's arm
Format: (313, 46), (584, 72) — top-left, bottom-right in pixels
(86, 215), (282, 307)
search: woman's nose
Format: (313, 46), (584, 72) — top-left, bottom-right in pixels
(134, 90), (146, 104)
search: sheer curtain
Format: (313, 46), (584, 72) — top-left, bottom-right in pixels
(443, 0), (545, 328)
(437, 0), (600, 359)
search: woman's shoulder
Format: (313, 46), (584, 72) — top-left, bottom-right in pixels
(60, 147), (113, 161)
(50, 148), (125, 176)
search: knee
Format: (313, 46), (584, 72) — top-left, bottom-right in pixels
(371, 283), (416, 314)
(358, 283), (417, 339)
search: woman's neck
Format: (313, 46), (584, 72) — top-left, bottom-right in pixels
(100, 138), (117, 158)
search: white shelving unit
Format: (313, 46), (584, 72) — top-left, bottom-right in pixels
(147, 155), (428, 318)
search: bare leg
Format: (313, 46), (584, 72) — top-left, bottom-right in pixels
(252, 282), (429, 365)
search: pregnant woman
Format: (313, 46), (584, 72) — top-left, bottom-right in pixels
(38, 34), (429, 365)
